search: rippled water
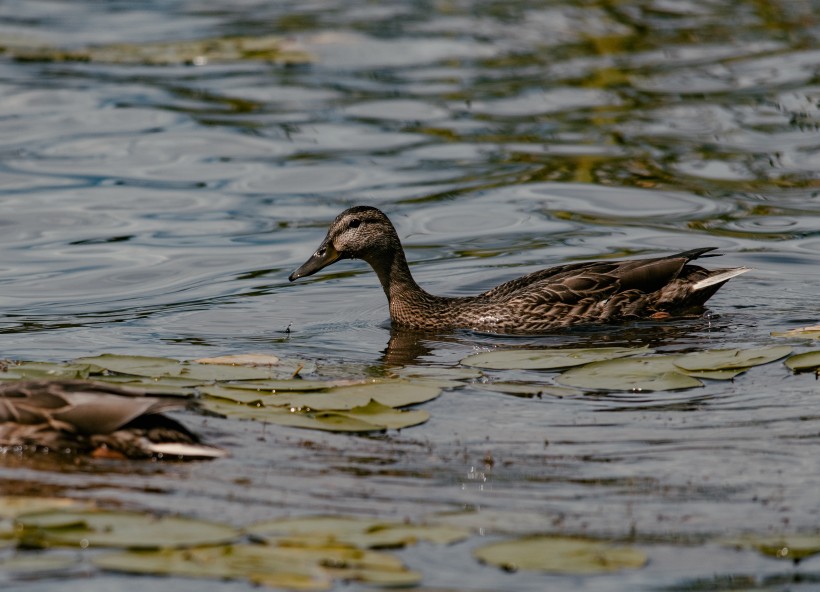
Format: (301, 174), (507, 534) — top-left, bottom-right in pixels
(1, 0), (819, 590)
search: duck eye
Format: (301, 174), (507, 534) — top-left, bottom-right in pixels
(349, 219), (361, 229)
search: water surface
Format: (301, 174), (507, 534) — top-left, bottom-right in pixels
(0, 0), (819, 590)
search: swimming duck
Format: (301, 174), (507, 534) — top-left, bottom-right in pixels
(0, 380), (224, 460)
(289, 206), (749, 334)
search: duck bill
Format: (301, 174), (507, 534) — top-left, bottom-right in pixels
(289, 241), (341, 281)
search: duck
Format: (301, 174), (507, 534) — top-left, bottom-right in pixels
(289, 206), (749, 334)
(0, 380), (225, 460)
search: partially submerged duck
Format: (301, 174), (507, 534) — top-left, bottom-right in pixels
(0, 380), (224, 460)
(289, 206), (749, 334)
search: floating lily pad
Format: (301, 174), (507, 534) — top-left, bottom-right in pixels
(676, 368), (746, 380)
(94, 542), (419, 589)
(0, 361), (94, 381)
(248, 515), (470, 549)
(473, 382), (580, 398)
(17, 509), (239, 549)
(556, 355), (703, 392)
(722, 534), (820, 561)
(474, 535), (647, 574)
(73, 354), (185, 378)
(672, 346), (793, 372)
(772, 325), (820, 340)
(194, 354), (280, 366)
(784, 350), (820, 373)
(0, 553), (79, 577)
(205, 381), (439, 411)
(0, 496), (92, 518)
(203, 398), (428, 433)
(461, 347), (652, 370)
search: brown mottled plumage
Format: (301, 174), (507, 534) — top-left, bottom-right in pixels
(0, 380), (224, 459)
(289, 206), (749, 334)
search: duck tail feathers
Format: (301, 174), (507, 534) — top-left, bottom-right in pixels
(692, 267), (750, 291)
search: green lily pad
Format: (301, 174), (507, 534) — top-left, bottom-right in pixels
(17, 509), (239, 549)
(473, 382), (580, 398)
(0, 361), (94, 381)
(0, 496), (92, 518)
(204, 381), (439, 411)
(73, 354), (185, 378)
(784, 350), (820, 372)
(556, 355), (703, 392)
(722, 534), (820, 561)
(461, 346), (652, 370)
(202, 398), (428, 433)
(248, 515), (470, 549)
(0, 553), (79, 577)
(676, 368), (746, 380)
(474, 535), (647, 574)
(194, 354), (280, 366)
(772, 325), (820, 340)
(220, 379), (366, 392)
(94, 542), (419, 589)
(673, 346), (793, 372)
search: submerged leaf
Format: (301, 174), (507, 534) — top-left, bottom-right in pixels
(556, 355), (702, 392)
(772, 325), (820, 340)
(784, 350), (820, 373)
(672, 346), (792, 372)
(473, 383), (580, 398)
(17, 509), (239, 549)
(461, 347), (651, 370)
(722, 534), (820, 561)
(474, 535), (647, 574)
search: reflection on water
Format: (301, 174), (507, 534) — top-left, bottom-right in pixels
(0, 0), (819, 590)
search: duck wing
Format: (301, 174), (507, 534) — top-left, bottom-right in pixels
(482, 248), (720, 303)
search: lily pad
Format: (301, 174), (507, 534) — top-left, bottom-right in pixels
(461, 346), (652, 370)
(784, 350), (820, 373)
(0, 553), (79, 577)
(556, 355), (703, 392)
(722, 534), (820, 561)
(203, 398), (428, 433)
(194, 354), (280, 366)
(17, 509), (239, 549)
(248, 515), (470, 549)
(73, 354), (185, 378)
(772, 325), (820, 340)
(204, 381), (439, 411)
(474, 535), (647, 574)
(676, 368), (746, 380)
(0, 361), (94, 381)
(0, 496), (92, 518)
(94, 542), (419, 589)
(672, 346), (793, 372)
(473, 382), (580, 398)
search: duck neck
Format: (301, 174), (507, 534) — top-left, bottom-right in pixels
(366, 246), (429, 305)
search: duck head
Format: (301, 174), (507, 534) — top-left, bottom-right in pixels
(289, 206), (398, 281)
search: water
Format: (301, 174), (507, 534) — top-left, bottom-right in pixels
(0, 0), (819, 590)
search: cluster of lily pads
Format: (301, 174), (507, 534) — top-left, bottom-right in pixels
(1, 496), (819, 588)
(461, 340), (820, 393)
